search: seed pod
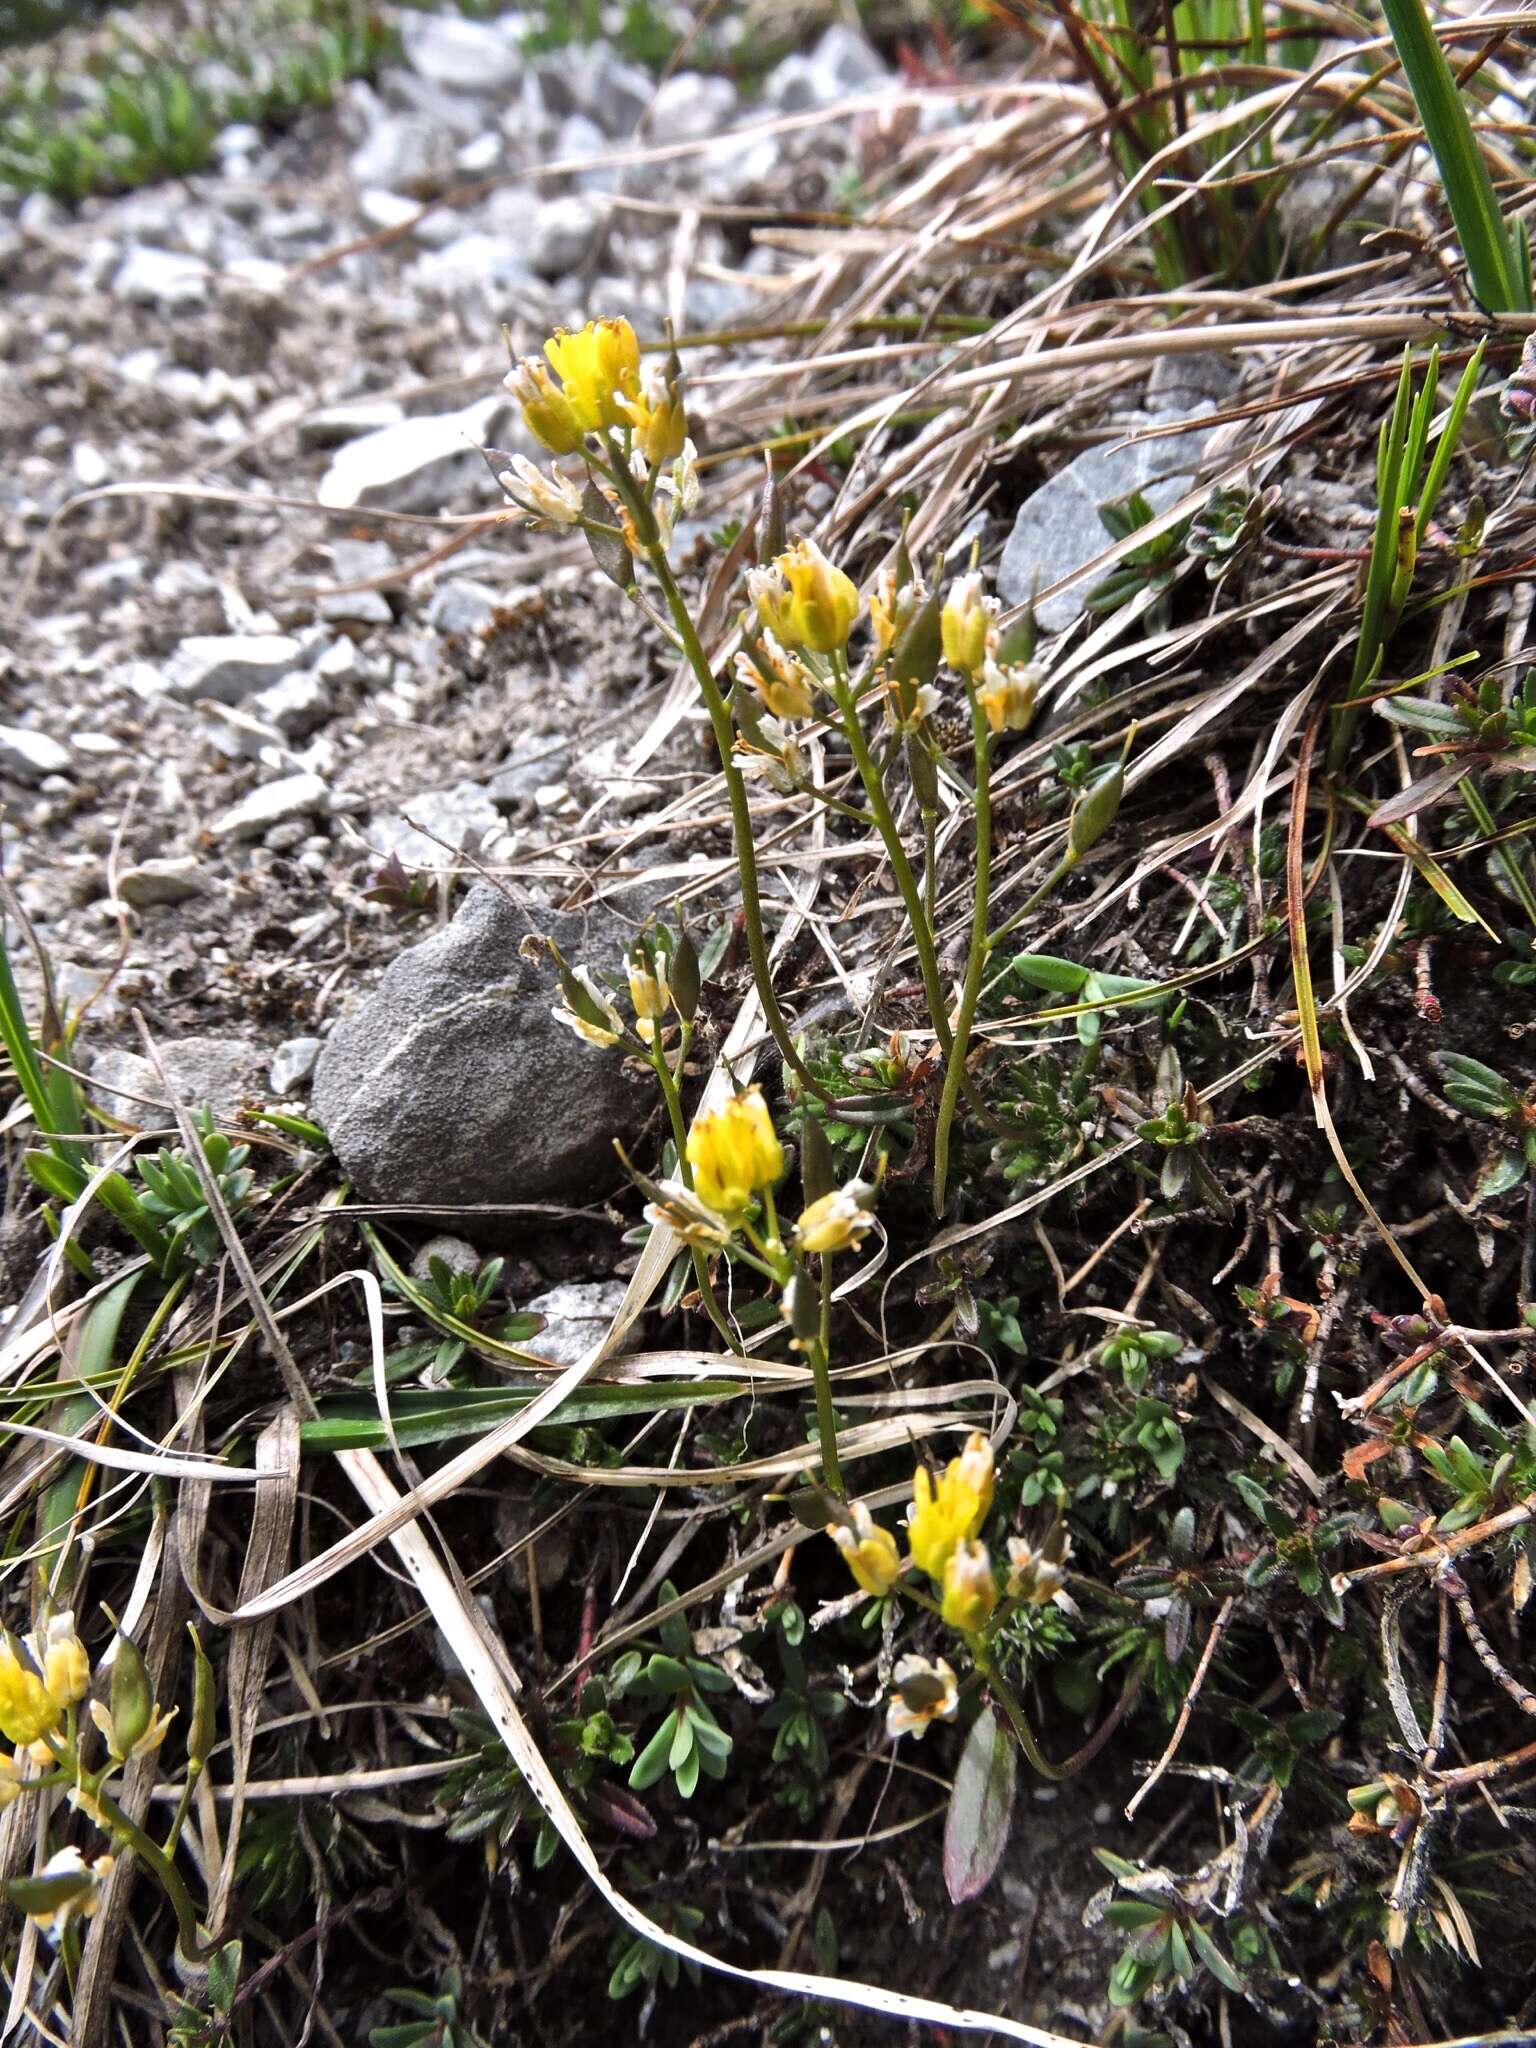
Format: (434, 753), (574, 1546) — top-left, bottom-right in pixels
(581, 479), (634, 591)
(757, 455), (784, 565)
(906, 732), (939, 811)
(106, 1632), (153, 1760)
(894, 509), (914, 592)
(1068, 757), (1124, 861)
(799, 1114), (835, 1207)
(887, 579), (943, 713)
(993, 609), (1037, 669)
(186, 1626), (215, 1771)
(781, 1269), (820, 1344)
(671, 922), (700, 1023)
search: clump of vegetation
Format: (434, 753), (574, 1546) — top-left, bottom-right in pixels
(5, 3), (1536, 2045)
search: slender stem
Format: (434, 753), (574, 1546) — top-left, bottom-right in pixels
(985, 851), (1075, 955)
(830, 670), (952, 1058)
(931, 685), (993, 1217)
(805, 1322), (844, 1500)
(92, 1780), (209, 1961)
(160, 1766), (199, 1860)
(650, 1035), (744, 1356)
(1461, 772), (1536, 927)
(633, 521), (829, 1101)
(969, 1641), (1064, 1783)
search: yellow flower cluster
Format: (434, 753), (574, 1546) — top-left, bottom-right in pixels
(825, 1433), (1012, 1632)
(686, 1087), (783, 1218)
(0, 1615), (89, 1750)
(507, 316), (643, 452)
(937, 570), (1040, 734)
(749, 538), (859, 657)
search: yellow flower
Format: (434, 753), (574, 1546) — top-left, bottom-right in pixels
(940, 573), (993, 675)
(24, 1847), (113, 1936)
(621, 363), (688, 465)
(829, 1503), (900, 1597)
(0, 1637), (60, 1749)
(550, 966), (626, 1050)
(869, 567), (922, 655)
(907, 1431), (994, 1582)
(748, 538), (859, 656)
(941, 1539), (997, 1631)
(89, 1694), (176, 1765)
(627, 959), (670, 1043)
(0, 1750), (33, 1812)
(975, 658), (1039, 735)
(685, 1087), (784, 1217)
(497, 452), (584, 527)
(35, 1614), (89, 1710)
(642, 1179), (734, 1249)
(544, 317), (642, 433)
(734, 629), (817, 722)
(504, 357), (585, 455)
(885, 1654), (959, 1740)
(794, 1181), (876, 1255)
(1005, 1530), (1071, 1605)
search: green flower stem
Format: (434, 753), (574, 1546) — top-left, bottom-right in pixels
(91, 1779), (209, 1963)
(1461, 772), (1536, 928)
(968, 1639), (1064, 1783)
(984, 851), (1076, 955)
(931, 680), (993, 1217)
(648, 1033), (744, 1356)
(637, 543), (831, 1106)
(828, 667), (952, 1059)
(804, 1321), (844, 1502)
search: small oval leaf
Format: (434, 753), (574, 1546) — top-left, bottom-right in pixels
(943, 1705), (1017, 1905)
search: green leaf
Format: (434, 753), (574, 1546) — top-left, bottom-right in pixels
(1378, 0), (1526, 312)
(942, 1705), (1017, 1904)
(1187, 1918), (1248, 1993)
(628, 1714), (676, 1792)
(299, 1379), (736, 1455)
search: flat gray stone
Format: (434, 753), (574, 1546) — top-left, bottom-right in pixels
(647, 72), (737, 146)
(997, 407), (1216, 632)
(349, 113), (453, 195)
(298, 400), (407, 450)
(521, 1279), (629, 1366)
(212, 771), (329, 840)
(116, 856), (207, 907)
(311, 884), (649, 1206)
(114, 245), (210, 309)
(489, 737), (572, 804)
(248, 671), (332, 737)
(0, 726), (72, 781)
(89, 1035), (264, 1127)
(269, 1035), (323, 1095)
(316, 399), (508, 514)
(426, 580), (499, 637)
(526, 196), (600, 280)
(411, 1232), (481, 1282)
(400, 11), (521, 93)
(410, 231), (534, 303)
(369, 782), (502, 870)
(164, 634), (305, 706)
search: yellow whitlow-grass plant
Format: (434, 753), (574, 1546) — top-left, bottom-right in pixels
(499, 317), (1131, 1228)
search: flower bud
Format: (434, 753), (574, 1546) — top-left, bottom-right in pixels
(749, 539), (859, 656)
(886, 577), (943, 716)
(794, 1182), (877, 1255)
(103, 1631), (153, 1760)
(780, 1268), (821, 1345)
(187, 1626), (216, 1773)
(1068, 756), (1124, 861)
(829, 1504), (900, 1597)
(941, 573), (991, 675)
(798, 1113), (835, 1207)
(505, 357), (585, 455)
(940, 1540), (997, 1631)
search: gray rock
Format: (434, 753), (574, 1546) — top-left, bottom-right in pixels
(1146, 352), (1239, 415)
(89, 1035), (265, 1127)
(488, 737), (572, 803)
(537, 46), (650, 136)
(0, 220), (22, 277)
(410, 1232), (481, 1283)
(426, 580), (498, 637)
(527, 195), (600, 279)
(400, 11), (521, 93)
(521, 1279), (629, 1367)
(410, 230), (534, 305)
(212, 771), (329, 840)
(269, 1035), (323, 1095)
(114, 245), (211, 309)
(164, 634), (305, 706)
(298, 399), (407, 450)
(647, 72), (737, 146)
(369, 781), (502, 870)
(766, 24), (886, 111)
(0, 726), (72, 781)
(349, 113), (453, 195)
(316, 399), (508, 514)
(996, 407), (1216, 633)
(248, 671), (332, 738)
(311, 884), (649, 1206)
(116, 856), (207, 907)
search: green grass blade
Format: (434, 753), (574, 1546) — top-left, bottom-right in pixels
(1378, 0), (1527, 311)
(1416, 338), (1486, 544)
(301, 1380), (739, 1455)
